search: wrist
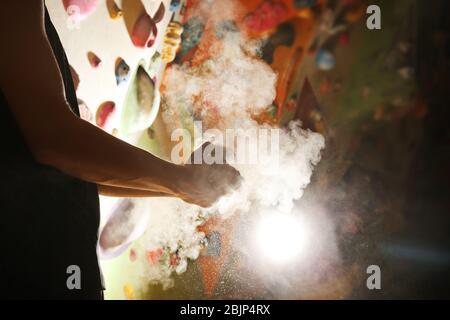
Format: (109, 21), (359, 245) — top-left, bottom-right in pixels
(159, 162), (187, 197)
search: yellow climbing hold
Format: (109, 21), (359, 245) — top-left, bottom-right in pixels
(107, 0), (123, 21)
(123, 284), (135, 300)
(161, 22), (184, 63)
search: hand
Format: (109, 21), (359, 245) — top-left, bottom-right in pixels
(175, 144), (242, 208)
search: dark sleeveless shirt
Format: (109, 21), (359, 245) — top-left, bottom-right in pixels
(0, 8), (102, 299)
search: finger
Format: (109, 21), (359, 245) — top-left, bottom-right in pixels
(231, 171), (243, 189)
(222, 166), (241, 189)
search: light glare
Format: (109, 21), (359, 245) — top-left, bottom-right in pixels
(255, 212), (308, 265)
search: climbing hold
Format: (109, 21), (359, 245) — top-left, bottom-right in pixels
(136, 66), (156, 117)
(63, 0), (98, 21)
(106, 0), (122, 20)
(115, 58), (130, 85)
(96, 101), (116, 129)
(244, 1), (289, 34)
(131, 13), (157, 48)
(169, 0), (181, 12)
(146, 16), (161, 49)
(148, 51), (162, 76)
(153, 2), (166, 24)
(170, 253), (180, 266)
(146, 33), (157, 48)
(167, 21), (184, 36)
(121, 65), (161, 135)
(345, 4), (365, 23)
(179, 17), (203, 59)
(78, 99), (93, 122)
(87, 51), (102, 68)
(123, 284), (135, 300)
(129, 248), (137, 262)
(316, 49), (335, 71)
(164, 32), (182, 47)
(147, 248), (163, 265)
(162, 22), (184, 63)
(339, 32), (350, 46)
(162, 46), (176, 63)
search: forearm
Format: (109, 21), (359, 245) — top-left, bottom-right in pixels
(37, 112), (185, 197)
(97, 184), (173, 198)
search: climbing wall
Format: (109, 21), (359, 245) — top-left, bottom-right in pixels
(46, 0), (179, 134)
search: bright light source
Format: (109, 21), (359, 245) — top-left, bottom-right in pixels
(255, 211), (309, 265)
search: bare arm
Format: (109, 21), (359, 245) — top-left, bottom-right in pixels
(0, 2), (239, 207)
(97, 185), (171, 198)
(0, 2), (180, 194)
